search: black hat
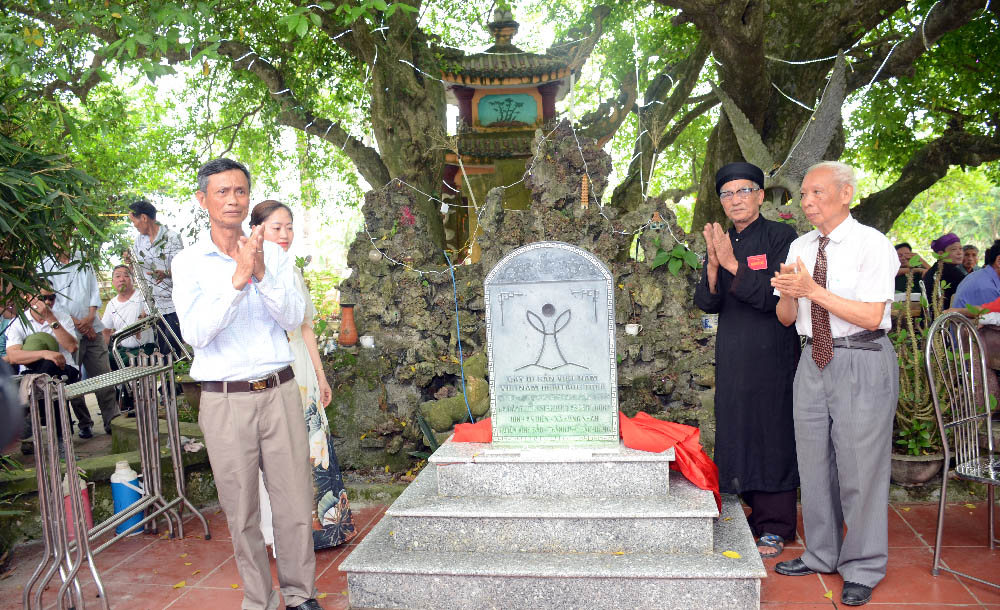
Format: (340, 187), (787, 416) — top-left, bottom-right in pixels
(715, 162), (765, 195)
(128, 199), (156, 219)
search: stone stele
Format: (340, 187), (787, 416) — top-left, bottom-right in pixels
(484, 241), (618, 446)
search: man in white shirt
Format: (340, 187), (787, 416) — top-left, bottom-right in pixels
(172, 158), (319, 610)
(770, 162), (899, 607)
(39, 253), (118, 437)
(102, 265), (155, 354)
(128, 199), (185, 355)
(5, 287), (89, 440)
(102, 265), (155, 411)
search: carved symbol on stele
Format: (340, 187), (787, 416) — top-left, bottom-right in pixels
(517, 303), (586, 371)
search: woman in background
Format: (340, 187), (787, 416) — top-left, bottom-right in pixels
(250, 200), (355, 550)
(922, 232), (967, 311)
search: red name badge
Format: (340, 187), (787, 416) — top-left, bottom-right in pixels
(747, 254), (768, 270)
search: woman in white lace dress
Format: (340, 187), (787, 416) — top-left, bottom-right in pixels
(251, 200), (355, 551)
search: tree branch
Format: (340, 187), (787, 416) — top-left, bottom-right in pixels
(14, 4), (391, 187)
(38, 52), (108, 102)
(293, 0), (373, 63)
(607, 37), (712, 211)
(655, 97), (719, 155)
(853, 127), (1000, 232)
(847, 0), (988, 92)
(212, 41), (390, 187)
(576, 71), (639, 145)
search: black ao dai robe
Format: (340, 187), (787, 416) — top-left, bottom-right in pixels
(693, 215), (800, 495)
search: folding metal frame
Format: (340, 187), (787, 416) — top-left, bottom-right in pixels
(22, 356), (210, 609)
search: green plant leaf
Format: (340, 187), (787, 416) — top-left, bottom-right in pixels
(649, 250), (671, 270)
(668, 257), (683, 276)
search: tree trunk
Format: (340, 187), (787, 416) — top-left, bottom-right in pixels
(367, 19), (447, 255)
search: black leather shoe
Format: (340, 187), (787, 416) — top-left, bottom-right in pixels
(841, 582), (873, 606)
(775, 557), (816, 576)
(78, 425), (93, 439)
(286, 600), (323, 610)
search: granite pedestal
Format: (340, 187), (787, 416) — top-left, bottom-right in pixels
(340, 439), (765, 609)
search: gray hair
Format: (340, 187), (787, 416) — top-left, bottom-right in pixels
(196, 158), (252, 193)
(806, 161), (857, 201)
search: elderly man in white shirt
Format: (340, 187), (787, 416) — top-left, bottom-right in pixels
(102, 265), (155, 411)
(770, 161), (899, 607)
(171, 158), (320, 610)
(39, 253), (118, 437)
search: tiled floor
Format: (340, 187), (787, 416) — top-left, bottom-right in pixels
(0, 502), (996, 609)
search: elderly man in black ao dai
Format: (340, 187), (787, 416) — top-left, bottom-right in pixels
(694, 162), (801, 558)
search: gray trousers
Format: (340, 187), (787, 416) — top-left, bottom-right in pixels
(793, 335), (897, 588)
(199, 377), (316, 610)
(73, 334), (118, 430)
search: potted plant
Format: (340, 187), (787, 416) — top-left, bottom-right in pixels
(889, 268), (945, 486)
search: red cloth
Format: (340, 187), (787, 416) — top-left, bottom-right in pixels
(451, 412), (721, 511)
(982, 296), (1000, 313)
(618, 411), (720, 511)
(452, 418), (493, 442)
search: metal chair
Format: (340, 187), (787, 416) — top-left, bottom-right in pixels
(924, 312), (999, 589)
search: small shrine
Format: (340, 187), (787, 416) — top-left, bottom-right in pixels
(441, 9), (599, 260)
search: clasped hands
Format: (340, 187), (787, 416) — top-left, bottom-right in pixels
(232, 224), (266, 290)
(770, 258), (821, 299)
(702, 223), (737, 275)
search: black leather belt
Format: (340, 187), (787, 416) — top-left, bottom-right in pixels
(805, 329), (886, 351)
(201, 366), (294, 393)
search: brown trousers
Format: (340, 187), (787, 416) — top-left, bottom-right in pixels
(199, 378), (315, 610)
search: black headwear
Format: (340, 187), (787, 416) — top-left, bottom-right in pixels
(715, 162), (765, 195)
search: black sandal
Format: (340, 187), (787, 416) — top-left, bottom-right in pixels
(756, 533), (784, 558)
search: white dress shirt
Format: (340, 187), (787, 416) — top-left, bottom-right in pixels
(101, 291), (154, 348)
(38, 256), (105, 332)
(779, 214), (899, 337)
(135, 223), (184, 314)
(5, 311), (79, 364)
(171, 237), (305, 381)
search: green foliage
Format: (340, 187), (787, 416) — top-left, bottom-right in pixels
(648, 236), (700, 276)
(1, 0), (995, 263)
(845, 3), (1000, 181)
(0, 89), (112, 313)
(889, 269), (943, 454)
(173, 358), (192, 378)
(886, 168), (998, 258)
(304, 268), (343, 343)
(895, 420), (936, 456)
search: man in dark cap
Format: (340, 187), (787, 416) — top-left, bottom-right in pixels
(694, 161), (801, 559)
(127, 199), (185, 354)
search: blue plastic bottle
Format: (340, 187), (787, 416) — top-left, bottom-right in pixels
(110, 460), (143, 535)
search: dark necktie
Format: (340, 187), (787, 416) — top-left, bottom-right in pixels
(811, 236), (833, 369)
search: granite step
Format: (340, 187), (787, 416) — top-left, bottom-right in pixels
(341, 496), (764, 610)
(429, 439), (675, 498)
(385, 468), (717, 554)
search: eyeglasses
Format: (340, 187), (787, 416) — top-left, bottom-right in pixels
(719, 187), (761, 202)
(38, 294), (56, 303)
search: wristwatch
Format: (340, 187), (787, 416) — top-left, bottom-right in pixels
(50, 322), (61, 330)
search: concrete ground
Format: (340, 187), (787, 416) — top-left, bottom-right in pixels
(0, 500), (998, 609)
